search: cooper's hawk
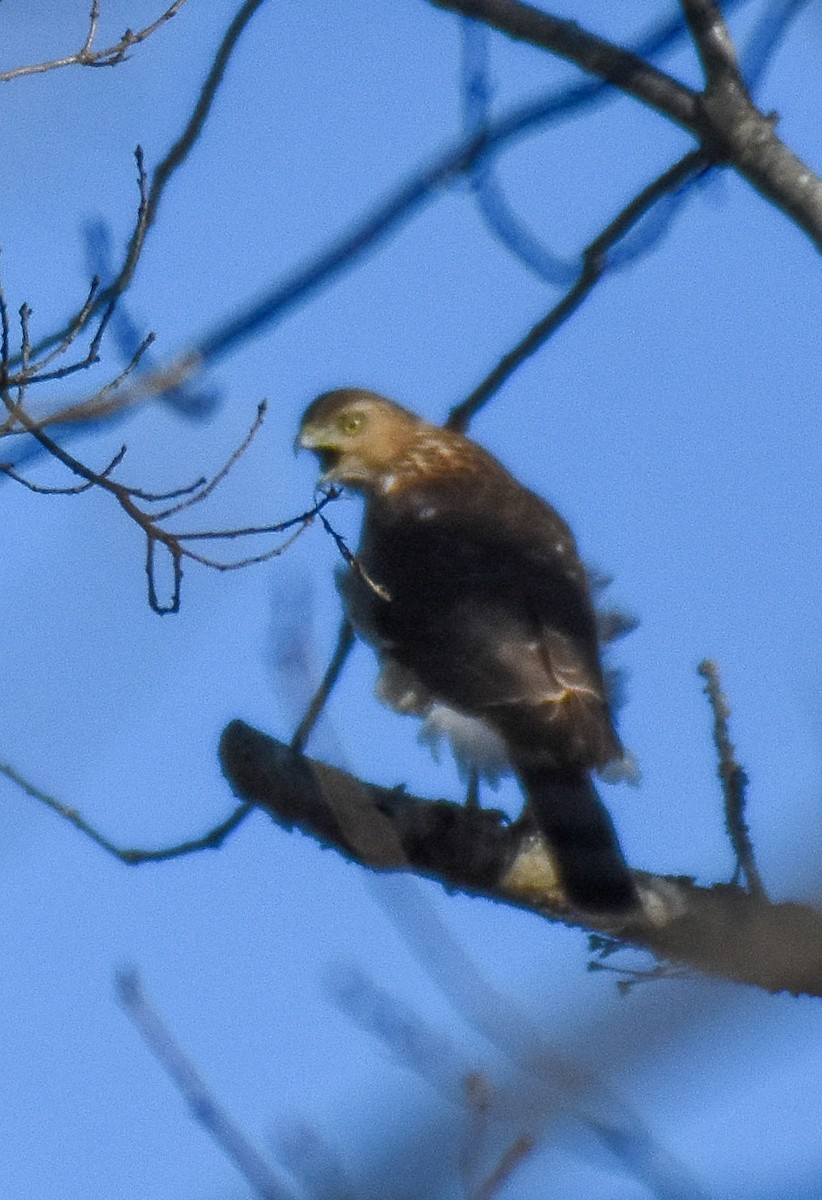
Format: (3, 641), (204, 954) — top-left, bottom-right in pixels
(298, 388), (638, 913)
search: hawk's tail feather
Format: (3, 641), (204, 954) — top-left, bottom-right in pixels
(515, 763), (638, 913)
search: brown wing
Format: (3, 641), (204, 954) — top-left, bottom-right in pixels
(352, 462), (621, 772)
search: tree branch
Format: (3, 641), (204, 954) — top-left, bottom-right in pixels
(16, 0), (268, 373)
(430, 0), (700, 128)
(698, 659), (765, 899)
(429, 0), (822, 249)
(219, 719), (822, 997)
(0, 1), (188, 83)
(680, 0), (742, 88)
(447, 148), (709, 431)
(0, 759), (253, 864)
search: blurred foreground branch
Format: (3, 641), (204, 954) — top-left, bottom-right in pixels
(117, 971), (293, 1200)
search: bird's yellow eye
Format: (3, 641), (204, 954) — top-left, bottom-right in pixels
(340, 411), (366, 436)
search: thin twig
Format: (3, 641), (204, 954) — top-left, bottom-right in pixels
(697, 659), (766, 898)
(447, 148), (709, 431)
(177, 519), (318, 572)
(0, 759), (253, 863)
(12, 277), (101, 382)
(116, 971), (294, 1200)
(111, 0), (268, 323)
(0, 1), (188, 82)
(16, 0), (266, 370)
(290, 619), (356, 753)
(81, 1), (102, 56)
(175, 493), (339, 541)
(127, 474), (207, 503)
(150, 400), (267, 520)
(1, 367), (316, 611)
(0, 157), (150, 409)
(0, 445), (127, 493)
(318, 510), (392, 602)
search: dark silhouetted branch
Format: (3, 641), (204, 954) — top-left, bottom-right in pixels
(0, 758), (253, 864)
(447, 148), (709, 431)
(430, 0), (822, 248)
(431, 0), (700, 126)
(681, 0), (742, 89)
(218, 719), (822, 997)
(698, 659), (766, 899)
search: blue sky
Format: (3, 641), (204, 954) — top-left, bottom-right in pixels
(1, 2), (821, 1197)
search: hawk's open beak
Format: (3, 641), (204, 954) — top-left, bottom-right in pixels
(295, 425), (341, 478)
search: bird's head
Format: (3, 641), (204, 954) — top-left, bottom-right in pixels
(296, 388), (423, 491)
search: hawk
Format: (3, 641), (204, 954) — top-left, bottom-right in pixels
(298, 388), (638, 913)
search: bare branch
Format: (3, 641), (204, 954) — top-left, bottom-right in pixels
(0, 444), (127, 494)
(14, 277), (101, 382)
(698, 659), (766, 899)
(0, 759), (252, 863)
(219, 719), (822, 997)
(1, 379), (328, 611)
(0, 1), (188, 83)
(116, 971), (294, 1200)
(317, 509), (392, 603)
(447, 148), (709, 431)
(458, 4), (753, 286)
(680, 0), (742, 88)
(150, 400), (267, 520)
(429, 0), (822, 249)
(290, 619), (356, 754)
(15, 0), (267, 373)
(431, 0), (700, 128)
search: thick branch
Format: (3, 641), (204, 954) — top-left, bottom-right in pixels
(680, 0), (741, 87)
(220, 720), (822, 998)
(430, 0), (822, 248)
(430, 0), (700, 129)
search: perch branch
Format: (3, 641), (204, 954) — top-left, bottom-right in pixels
(219, 719), (822, 998)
